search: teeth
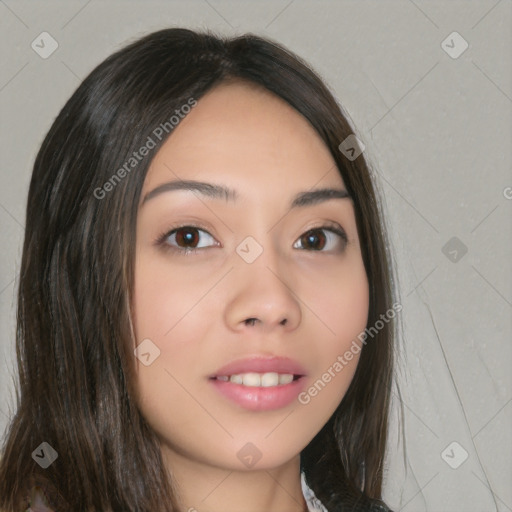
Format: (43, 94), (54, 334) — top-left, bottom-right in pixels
(216, 372), (296, 387)
(243, 372), (262, 387)
(229, 374), (243, 384)
(278, 373), (294, 385)
(261, 372), (279, 387)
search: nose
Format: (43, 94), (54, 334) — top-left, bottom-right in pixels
(224, 247), (302, 335)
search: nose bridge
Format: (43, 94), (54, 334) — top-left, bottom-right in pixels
(225, 230), (302, 332)
(236, 228), (278, 267)
(236, 224), (291, 287)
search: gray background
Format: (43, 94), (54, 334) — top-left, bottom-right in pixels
(0, 1), (510, 511)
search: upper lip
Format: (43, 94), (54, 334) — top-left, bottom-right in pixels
(210, 356), (307, 378)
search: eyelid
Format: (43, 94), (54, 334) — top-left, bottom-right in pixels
(304, 221), (347, 243)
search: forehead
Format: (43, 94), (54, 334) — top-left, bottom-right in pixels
(144, 81), (345, 194)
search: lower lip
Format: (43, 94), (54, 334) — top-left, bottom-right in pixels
(209, 377), (306, 411)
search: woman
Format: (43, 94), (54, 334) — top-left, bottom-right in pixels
(0, 28), (397, 511)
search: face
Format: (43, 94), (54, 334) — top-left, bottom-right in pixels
(131, 81), (369, 473)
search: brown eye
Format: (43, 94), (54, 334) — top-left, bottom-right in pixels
(174, 227), (200, 248)
(162, 226), (217, 253)
(300, 229), (327, 251)
(293, 226), (348, 252)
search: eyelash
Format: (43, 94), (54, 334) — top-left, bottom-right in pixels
(155, 222), (348, 256)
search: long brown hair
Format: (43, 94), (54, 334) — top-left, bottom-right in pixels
(0, 28), (397, 511)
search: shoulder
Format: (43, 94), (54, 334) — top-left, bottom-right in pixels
(301, 472), (395, 512)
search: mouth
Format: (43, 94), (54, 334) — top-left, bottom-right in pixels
(208, 372), (306, 412)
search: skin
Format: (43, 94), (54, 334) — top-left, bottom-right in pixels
(131, 81), (369, 512)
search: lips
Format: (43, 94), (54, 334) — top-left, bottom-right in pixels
(210, 356), (307, 379)
(208, 356), (308, 411)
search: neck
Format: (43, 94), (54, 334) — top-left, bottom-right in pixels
(162, 447), (308, 512)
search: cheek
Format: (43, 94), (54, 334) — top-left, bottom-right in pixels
(132, 252), (209, 340)
(308, 252), (370, 345)
(298, 255), (369, 412)
(130, 279), (209, 451)
(131, 258), (201, 394)
(130, 252), (215, 432)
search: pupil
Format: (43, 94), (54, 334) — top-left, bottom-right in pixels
(177, 228), (198, 247)
(304, 229), (325, 250)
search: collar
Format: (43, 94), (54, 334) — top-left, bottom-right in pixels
(301, 472), (329, 512)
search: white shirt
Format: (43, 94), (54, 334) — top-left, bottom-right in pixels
(301, 472), (329, 512)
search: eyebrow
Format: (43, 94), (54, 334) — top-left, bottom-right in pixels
(141, 179), (351, 208)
